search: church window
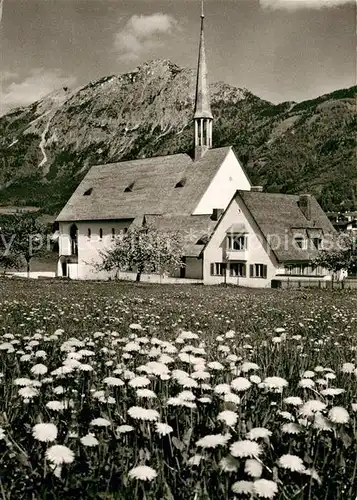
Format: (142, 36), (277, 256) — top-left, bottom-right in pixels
(87, 228), (91, 239)
(84, 188), (93, 196)
(111, 228), (115, 240)
(99, 228), (103, 240)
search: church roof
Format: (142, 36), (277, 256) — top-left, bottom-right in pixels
(56, 147), (231, 222)
(237, 191), (336, 262)
(145, 213), (216, 257)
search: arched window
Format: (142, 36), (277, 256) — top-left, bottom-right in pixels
(99, 228), (103, 240)
(111, 228), (115, 240)
(69, 224), (78, 256)
(87, 228), (91, 239)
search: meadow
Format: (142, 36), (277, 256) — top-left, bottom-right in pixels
(0, 279), (356, 499)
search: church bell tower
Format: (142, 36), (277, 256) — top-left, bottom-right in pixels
(194, 0), (213, 161)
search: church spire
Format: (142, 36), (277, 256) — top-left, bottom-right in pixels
(194, 0), (213, 161)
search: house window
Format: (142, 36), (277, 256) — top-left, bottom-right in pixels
(83, 188), (93, 196)
(230, 262), (246, 277)
(210, 262), (227, 276)
(87, 228), (91, 239)
(175, 178), (186, 188)
(124, 182), (134, 192)
(294, 237), (306, 249)
(227, 235), (247, 251)
(99, 228), (103, 240)
(111, 228), (115, 240)
(312, 238), (322, 250)
(250, 263), (267, 278)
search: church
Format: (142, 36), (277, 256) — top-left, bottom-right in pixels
(56, 5), (335, 287)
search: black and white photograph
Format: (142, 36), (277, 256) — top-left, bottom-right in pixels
(0, 0), (356, 497)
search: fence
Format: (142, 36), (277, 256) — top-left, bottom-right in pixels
(271, 278), (357, 290)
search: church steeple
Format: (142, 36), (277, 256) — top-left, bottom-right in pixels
(194, 0), (213, 161)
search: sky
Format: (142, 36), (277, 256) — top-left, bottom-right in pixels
(0, 0), (356, 115)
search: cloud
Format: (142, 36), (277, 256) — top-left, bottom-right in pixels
(259, 0), (353, 9)
(0, 69), (76, 116)
(114, 13), (177, 61)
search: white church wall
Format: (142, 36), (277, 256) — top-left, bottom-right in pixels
(203, 196), (277, 287)
(193, 148), (251, 215)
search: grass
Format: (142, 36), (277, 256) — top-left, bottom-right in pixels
(0, 279), (356, 499)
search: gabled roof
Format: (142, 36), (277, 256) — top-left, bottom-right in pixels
(237, 191), (336, 262)
(56, 147), (231, 222)
(145, 214), (217, 257)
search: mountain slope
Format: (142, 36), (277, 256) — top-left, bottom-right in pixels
(0, 59), (356, 214)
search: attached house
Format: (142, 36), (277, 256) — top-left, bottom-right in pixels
(55, 6), (336, 286)
(202, 190), (336, 287)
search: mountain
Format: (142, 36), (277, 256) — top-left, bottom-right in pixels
(0, 59), (356, 214)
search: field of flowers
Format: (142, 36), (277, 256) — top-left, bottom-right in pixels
(0, 279), (356, 499)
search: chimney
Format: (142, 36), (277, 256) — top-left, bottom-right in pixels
(211, 208), (223, 221)
(251, 186), (263, 192)
(299, 194), (312, 221)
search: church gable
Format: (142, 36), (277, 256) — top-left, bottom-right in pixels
(193, 148), (251, 215)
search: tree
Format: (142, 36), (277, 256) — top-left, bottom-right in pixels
(0, 214), (48, 278)
(312, 231), (357, 279)
(95, 224), (184, 282)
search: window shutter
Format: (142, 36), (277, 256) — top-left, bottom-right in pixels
(250, 264), (254, 278)
(210, 263), (214, 275)
(263, 265), (267, 279)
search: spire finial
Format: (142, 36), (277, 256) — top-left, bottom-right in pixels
(193, 0), (213, 161)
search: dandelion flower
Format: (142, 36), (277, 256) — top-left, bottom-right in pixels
(31, 364), (48, 376)
(281, 423), (302, 435)
(128, 406), (159, 421)
(80, 434), (99, 447)
(321, 388), (345, 397)
(46, 445), (74, 465)
(231, 377), (252, 392)
(188, 454), (203, 466)
(352, 403), (357, 413)
(302, 370), (315, 378)
(103, 376), (124, 387)
(128, 465), (157, 481)
(18, 386), (38, 399)
(46, 401), (65, 411)
(129, 376), (151, 388)
(313, 414), (333, 431)
(217, 410), (237, 427)
(342, 362), (355, 374)
(278, 454), (306, 472)
(223, 393), (241, 405)
(299, 400), (326, 417)
(14, 377), (32, 386)
(328, 406), (349, 424)
(155, 423), (173, 436)
(33, 423), (58, 442)
(245, 459), (263, 478)
(230, 440), (262, 458)
(116, 425), (134, 434)
(298, 379), (315, 389)
(283, 396), (303, 406)
(232, 481), (254, 495)
(277, 411), (294, 421)
(90, 417), (111, 427)
(263, 377), (288, 392)
(214, 383), (231, 395)
(253, 479), (278, 498)
(136, 389), (157, 399)
(219, 455), (239, 472)
(196, 433), (231, 449)
(250, 375), (262, 384)
(246, 428), (272, 440)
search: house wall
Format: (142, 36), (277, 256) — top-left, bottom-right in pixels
(58, 220), (133, 279)
(203, 197), (278, 287)
(186, 257), (203, 279)
(193, 148), (251, 215)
